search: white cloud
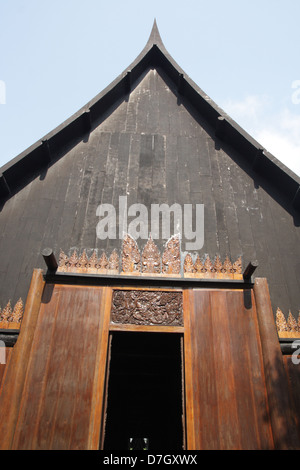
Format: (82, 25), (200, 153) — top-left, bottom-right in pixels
(221, 95), (300, 177)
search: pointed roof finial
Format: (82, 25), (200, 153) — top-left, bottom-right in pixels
(147, 18), (165, 48)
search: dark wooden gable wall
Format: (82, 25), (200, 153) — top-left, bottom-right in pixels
(0, 65), (299, 318)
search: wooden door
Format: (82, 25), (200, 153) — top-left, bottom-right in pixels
(183, 288), (274, 450)
(0, 278), (111, 450)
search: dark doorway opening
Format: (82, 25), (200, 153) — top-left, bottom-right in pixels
(102, 331), (185, 450)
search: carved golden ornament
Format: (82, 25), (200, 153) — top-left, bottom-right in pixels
(183, 254), (195, 273)
(88, 250), (99, 269)
(276, 308), (288, 332)
(57, 237), (242, 279)
(142, 236), (161, 273)
(111, 290), (183, 326)
(0, 298), (24, 327)
(122, 235), (141, 273)
(11, 298), (24, 323)
(77, 250), (89, 269)
(232, 256), (243, 274)
(287, 311), (298, 332)
(98, 252), (109, 270)
(68, 250), (79, 269)
(108, 250), (119, 271)
(194, 255), (205, 273)
(213, 255), (223, 273)
(204, 256), (213, 273)
(222, 256), (233, 273)
(1, 301), (12, 322)
(162, 236), (181, 274)
(58, 250), (69, 270)
(276, 308), (300, 338)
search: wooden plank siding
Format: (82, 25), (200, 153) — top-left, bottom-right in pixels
(0, 282), (111, 450)
(184, 288), (274, 450)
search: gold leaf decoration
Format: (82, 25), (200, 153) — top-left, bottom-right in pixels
(68, 250), (79, 269)
(222, 256), (233, 273)
(194, 256), (205, 273)
(142, 236), (161, 274)
(276, 308), (288, 332)
(162, 236), (181, 274)
(232, 256), (243, 274)
(1, 301), (12, 322)
(183, 254), (195, 273)
(98, 252), (109, 270)
(108, 250), (119, 271)
(12, 298), (24, 323)
(77, 250), (89, 269)
(88, 250), (98, 269)
(276, 308), (300, 338)
(287, 311), (298, 332)
(122, 235), (141, 273)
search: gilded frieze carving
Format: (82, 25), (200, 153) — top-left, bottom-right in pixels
(0, 298), (24, 328)
(121, 235), (141, 274)
(141, 236), (161, 274)
(276, 307), (300, 338)
(183, 253), (195, 273)
(56, 235), (242, 279)
(111, 289), (183, 326)
(183, 254), (243, 279)
(162, 236), (181, 275)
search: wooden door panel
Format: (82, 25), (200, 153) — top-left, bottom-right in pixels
(184, 289), (274, 450)
(11, 284), (111, 450)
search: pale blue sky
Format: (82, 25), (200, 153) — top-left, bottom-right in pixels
(1, 0), (300, 175)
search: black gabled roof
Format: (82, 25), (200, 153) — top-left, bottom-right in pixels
(1, 20), (299, 211)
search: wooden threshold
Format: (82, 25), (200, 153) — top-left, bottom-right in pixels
(109, 323), (184, 334)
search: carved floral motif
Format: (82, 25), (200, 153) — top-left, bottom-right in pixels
(276, 307), (300, 337)
(57, 235), (243, 279)
(142, 236), (161, 273)
(0, 298), (24, 324)
(162, 236), (181, 274)
(122, 235), (141, 273)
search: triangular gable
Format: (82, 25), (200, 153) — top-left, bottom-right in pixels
(1, 20), (299, 212)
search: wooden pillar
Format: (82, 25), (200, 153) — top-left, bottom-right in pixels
(0, 269), (45, 450)
(254, 278), (300, 449)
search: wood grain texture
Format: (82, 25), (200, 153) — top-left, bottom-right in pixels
(0, 347), (12, 388)
(254, 278), (300, 449)
(8, 284), (110, 450)
(0, 269), (45, 450)
(184, 288), (274, 450)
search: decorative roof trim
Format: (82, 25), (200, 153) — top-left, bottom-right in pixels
(57, 234), (243, 280)
(1, 21), (299, 211)
(276, 307), (300, 338)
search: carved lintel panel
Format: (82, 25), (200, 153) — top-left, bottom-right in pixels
(111, 290), (183, 326)
(276, 307), (300, 338)
(142, 236), (161, 274)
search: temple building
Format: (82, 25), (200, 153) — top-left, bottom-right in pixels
(0, 21), (299, 450)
